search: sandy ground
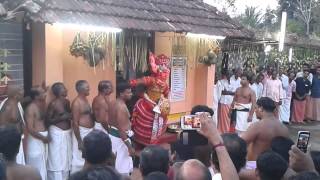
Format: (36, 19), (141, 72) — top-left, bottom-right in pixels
(286, 121), (320, 151)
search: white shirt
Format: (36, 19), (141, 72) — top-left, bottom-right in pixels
(280, 74), (289, 99)
(257, 83), (263, 99)
(250, 83), (258, 99)
(230, 75), (241, 90)
(217, 79), (233, 105)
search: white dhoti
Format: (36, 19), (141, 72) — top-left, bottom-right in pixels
(109, 127), (133, 174)
(94, 122), (108, 134)
(0, 98), (26, 165)
(16, 135), (25, 165)
(235, 103), (252, 133)
(26, 131), (48, 180)
(71, 126), (93, 173)
(47, 126), (72, 180)
(279, 99), (291, 123)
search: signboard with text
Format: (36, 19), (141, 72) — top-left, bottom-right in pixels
(170, 57), (186, 102)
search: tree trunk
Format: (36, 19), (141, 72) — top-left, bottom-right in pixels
(306, 22), (310, 36)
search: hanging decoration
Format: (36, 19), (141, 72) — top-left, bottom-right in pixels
(118, 30), (149, 79)
(70, 32), (110, 71)
(198, 39), (221, 66)
(185, 37), (221, 68)
(199, 47), (221, 65)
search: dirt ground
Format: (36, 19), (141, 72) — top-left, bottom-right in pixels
(286, 121), (320, 151)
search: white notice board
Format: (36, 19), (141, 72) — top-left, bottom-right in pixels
(170, 57), (187, 102)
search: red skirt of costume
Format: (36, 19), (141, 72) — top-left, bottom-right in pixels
(132, 98), (168, 146)
(292, 99), (306, 123)
(218, 103), (231, 133)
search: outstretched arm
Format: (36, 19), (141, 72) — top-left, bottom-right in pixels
(130, 76), (154, 87)
(198, 114), (239, 180)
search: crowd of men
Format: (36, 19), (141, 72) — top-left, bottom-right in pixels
(213, 62), (320, 135)
(0, 61), (318, 180)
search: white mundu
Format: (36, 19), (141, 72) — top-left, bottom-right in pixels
(109, 126), (133, 175)
(26, 131), (48, 180)
(71, 126), (93, 173)
(235, 103), (252, 133)
(47, 126), (72, 180)
(0, 98), (25, 165)
(94, 122), (108, 134)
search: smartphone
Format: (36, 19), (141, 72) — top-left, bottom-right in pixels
(180, 115), (201, 130)
(297, 131), (311, 153)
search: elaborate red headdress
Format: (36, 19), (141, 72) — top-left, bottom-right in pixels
(149, 52), (170, 76)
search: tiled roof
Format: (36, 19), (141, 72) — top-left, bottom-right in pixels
(27, 0), (253, 38)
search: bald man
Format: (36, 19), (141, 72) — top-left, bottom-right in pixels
(176, 159), (211, 180)
(0, 85), (25, 165)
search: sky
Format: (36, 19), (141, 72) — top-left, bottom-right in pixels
(204, 0), (279, 17)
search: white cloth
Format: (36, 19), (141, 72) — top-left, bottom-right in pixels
(245, 161), (257, 170)
(217, 79), (236, 105)
(257, 83), (263, 99)
(16, 139), (25, 165)
(94, 122), (108, 134)
(48, 171), (69, 180)
(109, 128), (133, 174)
(0, 98), (25, 165)
(47, 126), (72, 180)
(212, 173), (222, 180)
(279, 80), (296, 123)
(26, 131), (48, 180)
(235, 103), (252, 132)
(279, 98), (291, 123)
(230, 75), (241, 89)
(71, 126), (94, 173)
(250, 82), (263, 122)
(250, 83), (258, 98)
(213, 84), (219, 126)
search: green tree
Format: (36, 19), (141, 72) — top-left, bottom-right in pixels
(237, 6), (262, 29)
(293, 0), (320, 36)
(261, 8), (278, 31)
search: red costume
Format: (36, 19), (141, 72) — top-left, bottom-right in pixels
(130, 52), (170, 145)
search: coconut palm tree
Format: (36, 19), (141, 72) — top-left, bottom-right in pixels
(237, 6), (263, 29)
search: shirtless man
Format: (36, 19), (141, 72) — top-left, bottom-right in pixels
(0, 85), (24, 131)
(241, 97), (289, 161)
(0, 85), (25, 165)
(231, 74), (256, 134)
(92, 80), (113, 133)
(0, 125), (41, 180)
(25, 86), (49, 180)
(109, 81), (134, 175)
(46, 82), (72, 180)
(71, 80), (95, 173)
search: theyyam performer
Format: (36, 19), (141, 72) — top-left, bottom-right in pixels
(130, 52), (171, 146)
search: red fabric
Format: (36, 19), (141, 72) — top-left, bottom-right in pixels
(292, 99), (306, 123)
(218, 103), (231, 134)
(305, 96), (313, 120)
(132, 98), (168, 145)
